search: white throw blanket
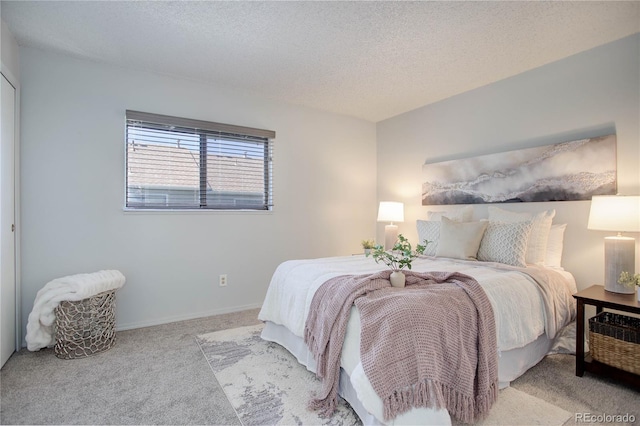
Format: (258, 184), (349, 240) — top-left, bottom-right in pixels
(26, 270), (126, 351)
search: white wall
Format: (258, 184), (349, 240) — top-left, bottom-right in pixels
(377, 34), (640, 290)
(1, 19), (20, 79)
(17, 33), (640, 340)
(19, 48), (377, 336)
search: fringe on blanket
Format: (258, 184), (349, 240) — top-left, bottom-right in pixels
(307, 376), (498, 423)
(382, 379), (499, 424)
(304, 329), (336, 416)
(303, 331), (327, 377)
(308, 391), (339, 419)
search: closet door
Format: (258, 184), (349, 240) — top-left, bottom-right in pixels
(1, 72), (16, 368)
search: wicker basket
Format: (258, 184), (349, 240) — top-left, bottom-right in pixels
(54, 290), (116, 359)
(588, 311), (640, 375)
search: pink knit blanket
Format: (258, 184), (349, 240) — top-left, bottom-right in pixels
(304, 270), (498, 423)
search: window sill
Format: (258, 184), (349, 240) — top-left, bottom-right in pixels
(122, 208), (273, 215)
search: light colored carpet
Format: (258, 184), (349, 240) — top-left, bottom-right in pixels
(0, 309), (262, 425)
(198, 324), (573, 426)
(511, 353), (640, 426)
(470, 388), (571, 426)
(2, 308), (638, 425)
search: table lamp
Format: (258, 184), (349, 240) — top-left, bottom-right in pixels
(587, 195), (640, 294)
(377, 201), (404, 250)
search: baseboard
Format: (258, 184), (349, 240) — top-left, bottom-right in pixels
(115, 303), (263, 332)
(19, 303), (263, 348)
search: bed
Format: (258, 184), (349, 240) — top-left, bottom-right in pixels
(258, 206), (577, 425)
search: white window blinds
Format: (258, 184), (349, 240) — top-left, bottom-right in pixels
(125, 110), (275, 210)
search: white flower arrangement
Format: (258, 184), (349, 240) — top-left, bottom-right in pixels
(618, 271), (640, 288)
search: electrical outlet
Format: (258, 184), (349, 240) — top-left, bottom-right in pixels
(219, 274), (227, 287)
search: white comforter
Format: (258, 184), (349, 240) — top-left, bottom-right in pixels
(258, 255), (576, 424)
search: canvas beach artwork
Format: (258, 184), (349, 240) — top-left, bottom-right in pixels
(422, 134), (617, 205)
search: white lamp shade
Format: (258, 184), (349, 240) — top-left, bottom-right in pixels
(377, 202), (404, 223)
(588, 195), (640, 232)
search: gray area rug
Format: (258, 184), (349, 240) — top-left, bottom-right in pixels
(197, 324), (573, 426)
(197, 324), (359, 425)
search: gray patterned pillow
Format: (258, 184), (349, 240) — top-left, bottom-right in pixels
(488, 206), (555, 265)
(416, 220), (440, 256)
(477, 220), (534, 267)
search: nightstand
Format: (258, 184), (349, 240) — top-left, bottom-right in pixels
(573, 285), (640, 388)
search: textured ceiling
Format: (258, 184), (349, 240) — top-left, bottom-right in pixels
(2, 1), (639, 122)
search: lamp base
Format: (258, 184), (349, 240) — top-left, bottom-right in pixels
(604, 236), (635, 294)
(384, 224), (399, 250)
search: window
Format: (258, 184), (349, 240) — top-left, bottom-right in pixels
(125, 110), (274, 210)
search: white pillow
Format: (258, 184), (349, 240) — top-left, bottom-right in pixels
(545, 223), (567, 268)
(416, 220), (440, 256)
(426, 205), (473, 222)
(419, 207), (472, 256)
(436, 217), (488, 261)
(477, 220), (534, 267)
(487, 206), (555, 265)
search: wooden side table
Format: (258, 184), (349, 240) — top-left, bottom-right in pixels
(573, 285), (640, 388)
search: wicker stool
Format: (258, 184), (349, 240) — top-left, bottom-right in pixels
(54, 290), (117, 359)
